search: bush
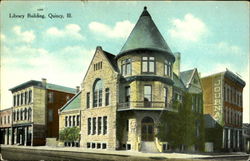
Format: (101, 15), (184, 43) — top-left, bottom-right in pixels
(59, 127), (80, 142)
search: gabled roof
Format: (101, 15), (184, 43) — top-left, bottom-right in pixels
(9, 80), (76, 94)
(180, 69), (196, 87)
(103, 50), (117, 71)
(173, 73), (185, 90)
(118, 7), (173, 59)
(60, 91), (81, 112)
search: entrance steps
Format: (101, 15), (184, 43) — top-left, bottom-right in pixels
(141, 141), (159, 152)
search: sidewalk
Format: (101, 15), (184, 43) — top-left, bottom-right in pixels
(1, 144), (249, 159)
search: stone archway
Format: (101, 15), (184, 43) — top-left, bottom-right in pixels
(141, 117), (154, 141)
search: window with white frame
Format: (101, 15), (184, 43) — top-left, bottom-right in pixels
(164, 60), (172, 77)
(142, 56), (155, 73)
(121, 58), (132, 76)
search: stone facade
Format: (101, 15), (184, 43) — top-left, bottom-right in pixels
(80, 48), (118, 150)
(77, 7), (204, 153)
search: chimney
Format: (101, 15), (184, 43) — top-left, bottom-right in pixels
(76, 86), (80, 93)
(173, 52), (181, 76)
(42, 78), (47, 88)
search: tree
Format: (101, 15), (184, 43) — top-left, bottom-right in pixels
(59, 127), (80, 142)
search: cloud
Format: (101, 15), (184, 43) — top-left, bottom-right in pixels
(168, 13), (208, 42)
(12, 26), (35, 43)
(1, 34), (6, 42)
(215, 41), (243, 56)
(88, 20), (134, 38)
(201, 63), (236, 77)
(1, 44), (94, 109)
(46, 24), (84, 40)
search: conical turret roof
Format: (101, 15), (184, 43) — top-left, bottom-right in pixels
(118, 7), (173, 58)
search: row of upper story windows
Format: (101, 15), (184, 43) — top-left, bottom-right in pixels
(0, 115), (11, 125)
(65, 115), (80, 127)
(13, 90), (32, 107)
(121, 56), (172, 77)
(94, 62), (102, 71)
(224, 84), (242, 107)
(123, 85), (169, 108)
(13, 108), (32, 122)
(88, 116), (107, 135)
(224, 107), (242, 126)
(86, 79), (110, 109)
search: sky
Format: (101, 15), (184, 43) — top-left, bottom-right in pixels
(1, 1), (249, 123)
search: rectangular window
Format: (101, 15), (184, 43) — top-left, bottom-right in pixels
(102, 143), (107, 149)
(77, 115), (80, 126)
(99, 89), (102, 107)
(69, 116), (72, 127)
(25, 91), (28, 104)
(17, 94), (20, 106)
(125, 86), (130, 102)
(192, 96), (194, 111)
(164, 60), (172, 76)
(86, 92), (90, 108)
(48, 92), (54, 103)
(98, 117), (102, 135)
(13, 95), (16, 107)
(103, 116), (107, 135)
(20, 110), (23, 120)
(105, 88), (110, 106)
(144, 85), (152, 107)
(88, 118), (91, 135)
(93, 117), (96, 135)
(97, 143), (101, 149)
(48, 109), (53, 122)
(93, 91), (98, 107)
(73, 116), (76, 126)
(121, 59), (132, 76)
(8, 116), (10, 124)
(21, 93), (24, 105)
(87, 142), (91, 148)
(65, 116), (68, 127)
(142, 56), (155, 73)
(29, 90), (32, 103)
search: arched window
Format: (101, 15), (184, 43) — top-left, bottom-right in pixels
(28, 108), (32, 121)
(20, 109), (23, 120)
(24, 108), (27, 120)
(17, 109), (20, 120)
(93, 79), (103, 107)
(13, 111), (16, 121)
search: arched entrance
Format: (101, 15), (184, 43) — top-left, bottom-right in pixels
(141, 117), (154, 141)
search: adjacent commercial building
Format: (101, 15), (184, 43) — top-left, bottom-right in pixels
(0, 108), (12, 145)
(243, 123), (250, 152)
(8, 78), (76, 146)
(202, 70), (245, 151)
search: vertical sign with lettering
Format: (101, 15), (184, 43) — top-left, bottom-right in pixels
(213, 75), (223, 125)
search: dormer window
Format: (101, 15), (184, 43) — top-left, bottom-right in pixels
(142, 56), (155, 73)
(121, 58), (131, 76)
